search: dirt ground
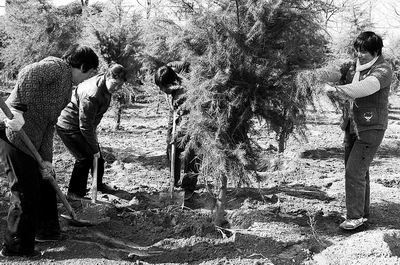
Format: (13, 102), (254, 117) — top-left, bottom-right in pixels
(2, 90), (400, 265)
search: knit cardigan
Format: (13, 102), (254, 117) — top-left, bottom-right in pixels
(0, 57), (73, 162)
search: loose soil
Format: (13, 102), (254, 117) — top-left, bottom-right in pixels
(1, 90), (400, 264)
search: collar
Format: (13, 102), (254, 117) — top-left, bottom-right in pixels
(355, 56), (379, 72)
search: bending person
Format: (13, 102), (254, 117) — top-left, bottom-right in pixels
(0, 44), (99, 257)
(56, 64), (127, 200)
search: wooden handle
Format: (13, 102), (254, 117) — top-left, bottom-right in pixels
(91, 157), (98, 203)
(0, 96), (77, 219)
(170, 110), (177, 198)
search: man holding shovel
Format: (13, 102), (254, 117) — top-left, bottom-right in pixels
(56, 64), (127, 201)
(154, 65), (200, 204)
(0, 44), (99, 257)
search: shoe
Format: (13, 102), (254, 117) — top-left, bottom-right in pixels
(339, 217), (367, 230)
(66, 192), (86, 201)
(184, 190), (195, 201)
(0, 247), (41, 258)
(35, 233), (67, 243)
(98, 183), (118, 194)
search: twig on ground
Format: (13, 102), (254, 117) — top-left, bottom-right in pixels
(247, 253), (267, 259)
(180, 205), (195, 211)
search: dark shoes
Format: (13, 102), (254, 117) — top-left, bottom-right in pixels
(35, 233), (66, 243)
(184, 190), (195, 201)
(0, 247), (41, 258)
(98, 183), (118, 194)
(66, 192), (88, 201)
(183, 190), (198, 208)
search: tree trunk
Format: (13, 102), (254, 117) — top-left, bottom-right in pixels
(213, 174), (227, 226)
(114, 106), (122, 130)
(278, 130), (286, 153)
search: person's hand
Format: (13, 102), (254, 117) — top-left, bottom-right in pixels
(322, 83), (337, 93)
(93, 152), (101, 159)
(40, 161), (55, 180)
(4, 108), (25, 131)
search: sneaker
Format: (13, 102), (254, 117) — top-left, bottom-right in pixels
(339, 217), (367, 230)
(35, 233), (67, 243)
(0, 247), (41, 258)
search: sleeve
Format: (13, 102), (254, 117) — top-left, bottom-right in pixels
(336, 76), (380, 99)
(79, 96), (99, 153)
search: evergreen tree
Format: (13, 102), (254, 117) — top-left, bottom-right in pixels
(2, 0), (82, 76)
(82, 0), (143, 129)
(178, 0), (327, 225)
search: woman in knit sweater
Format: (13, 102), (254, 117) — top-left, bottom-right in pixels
(0, 44), (99, 257)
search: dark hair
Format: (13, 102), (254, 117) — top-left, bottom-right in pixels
(354, 31), (383, 56)
(107, 64), (127, 82)
(62, 44), (99, 73)
(154, 65), (181, 87)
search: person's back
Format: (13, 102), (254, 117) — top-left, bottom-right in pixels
(57, 74), (112, 132)
(0, 44), (99, 258)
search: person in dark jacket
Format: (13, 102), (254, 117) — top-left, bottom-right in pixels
(0, 44), (99, 257)
(56, 64), (127, 200)
(322, 31), (392, 230)
(154, 65), (200, 201)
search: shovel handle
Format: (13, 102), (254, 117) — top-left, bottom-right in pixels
(0, 97), (77, 220)
(91, 157), (98, 203)
(170, 110), (177, 198)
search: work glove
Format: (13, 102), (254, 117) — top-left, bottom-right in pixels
(4, 108), (25, 131)
(40, 161), (55, 180)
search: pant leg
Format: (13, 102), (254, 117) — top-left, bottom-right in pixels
(0, 130), (40, 254)
(344, 129), (384, 219)
(181, 146), (200, 192)
(95, 154), (105, 186)
(56, 127), (94, 197)
(36, 177), (60, 236)
(167, 142), (182, 187)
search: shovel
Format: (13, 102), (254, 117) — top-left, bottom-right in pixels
(0, 97), (98, 226)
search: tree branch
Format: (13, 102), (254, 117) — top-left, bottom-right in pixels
(235, 0), (240, 28)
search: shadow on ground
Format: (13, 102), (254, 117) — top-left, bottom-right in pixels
(300, 147), (343, 160)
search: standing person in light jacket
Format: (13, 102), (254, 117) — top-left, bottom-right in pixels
(322, 31), (392, 230)
(56, 64), (127, 200)
(0, 44), (99, 257)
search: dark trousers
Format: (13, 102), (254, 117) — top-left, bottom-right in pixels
(0, 129), (59, 254)
(344, 129), (385, 219)
(167, 136), (200, 192)
(56, 126), (104, 197)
